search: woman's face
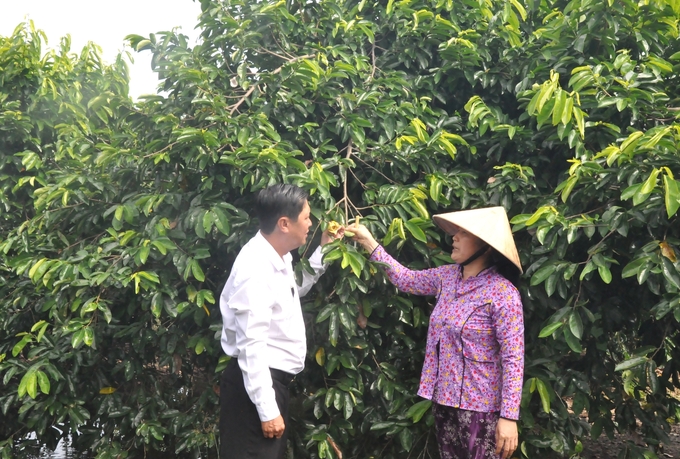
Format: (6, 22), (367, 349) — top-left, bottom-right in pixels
(450, 228), (488, 264)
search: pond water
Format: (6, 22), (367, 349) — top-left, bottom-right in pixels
(22, 438), (88, 459)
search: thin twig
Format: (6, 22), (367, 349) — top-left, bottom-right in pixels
(353, 154), (397, 184)
(300, 220), (322, 260)
(349, 167), (367, 190)
(650, 324), (669, 361)
(366, 41), (377, 83)
(257, 47), (294, 61)
(344, 139), (353, 222)
(228, 54), (314, 115)
(143, 141), (178, 159)
(573, 228), (617, 306)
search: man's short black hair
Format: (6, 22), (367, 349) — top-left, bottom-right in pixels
(255, 184), (309, 234)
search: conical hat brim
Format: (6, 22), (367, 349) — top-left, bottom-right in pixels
(432, 206), (523, 274)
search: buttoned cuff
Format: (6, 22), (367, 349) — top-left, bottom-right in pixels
(500, 408), (519, 420)
(256, 399), (281, 422)
(309, 246), (327, 270)
(368, 244), (384, 261)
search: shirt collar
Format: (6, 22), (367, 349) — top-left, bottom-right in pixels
(254, 231), (291, 272)
(456, 264), (498, 283)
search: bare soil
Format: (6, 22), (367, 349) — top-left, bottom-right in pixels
(581, 423), (680, 458)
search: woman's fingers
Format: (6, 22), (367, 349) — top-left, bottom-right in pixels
(495, 437), (515, 459)
(495, 419), (518, 459)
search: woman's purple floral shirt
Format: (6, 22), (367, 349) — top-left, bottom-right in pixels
(371, 246), (524, 420)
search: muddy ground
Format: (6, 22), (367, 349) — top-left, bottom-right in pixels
(581, 423), (680, 458)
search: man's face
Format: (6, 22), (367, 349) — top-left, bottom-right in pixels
(285, 200), (312, 248)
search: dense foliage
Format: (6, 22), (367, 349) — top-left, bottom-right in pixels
(2, 0), (680, 458)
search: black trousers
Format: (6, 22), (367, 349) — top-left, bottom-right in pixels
(220, 359), (293, 459)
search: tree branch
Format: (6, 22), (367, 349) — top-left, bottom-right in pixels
(228, 54), (314, 115)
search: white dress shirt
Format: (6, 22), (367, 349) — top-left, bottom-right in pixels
(220, 231), (327, 422)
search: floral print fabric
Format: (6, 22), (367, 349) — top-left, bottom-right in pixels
(433, 404), (500, 459)
(370, 246), (524, 419)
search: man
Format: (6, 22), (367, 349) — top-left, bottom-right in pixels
(219, 184), (342, 459)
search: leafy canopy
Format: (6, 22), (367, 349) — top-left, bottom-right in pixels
(1, 0), (680, 458)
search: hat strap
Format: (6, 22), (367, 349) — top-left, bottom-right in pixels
(460, 244), (491, 267)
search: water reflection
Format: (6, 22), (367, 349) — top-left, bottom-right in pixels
(23, 438), (89, 459)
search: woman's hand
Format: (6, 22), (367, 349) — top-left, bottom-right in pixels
(495, 418), (518, 459)
(346, 223), (379, 253)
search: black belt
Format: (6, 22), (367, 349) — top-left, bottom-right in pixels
(226, 359), (295, 387)
(270, 368), (295, 387)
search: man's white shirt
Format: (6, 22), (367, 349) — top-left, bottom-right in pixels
(220, 231), (327, 422)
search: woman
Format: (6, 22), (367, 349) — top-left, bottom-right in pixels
(348, 207), (524, 459)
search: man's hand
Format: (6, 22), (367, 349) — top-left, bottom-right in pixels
(321, 222), (345, 246)
(495, 418), (518, 459)
(261, 415), (285, 439)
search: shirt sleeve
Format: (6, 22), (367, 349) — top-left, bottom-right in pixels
(298, 246), (328, 297)
(369, 245), (442, 297)
(491, 282), (524, 420)
(227, 274), (281, 422)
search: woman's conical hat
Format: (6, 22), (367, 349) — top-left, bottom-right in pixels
(432, 206), (522, 273)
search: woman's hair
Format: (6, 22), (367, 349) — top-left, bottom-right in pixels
(490, 249), (521, 287)
(255, 184), (309, 234)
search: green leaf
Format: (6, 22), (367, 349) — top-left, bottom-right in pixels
(579, 260), (596, 280)
(597, 265), (612, 284)
(329, 312), (339, 347)
(405, 400), (432, 423)
(622, 257), (649, 278)
(98, 303), (113, 324)
(661, 257), (680, 290)
(646, 360), (659, 394)
(30, 320), (47, 333)
(535, 378), (551, 413)
(559, 176), (578, 202)
(525, 206), (549, 226)
(36, 370), (50, 395)
(508, 0), (527, 20)
(202, 210), (214, 235)
(569, 311), (583, 339)
(620, 131), (644, 156)
(399, 427), (414, 452)
(151, 293), (163, 318)
(633, 169), (659, 205)
(72, 328), (85, 349)
(322, 247), (343, 264)
(237, 127), (250, 146)
(138, 245), (150, 264)
(18, 371), (29, 397)
(83, 327), (94, 347)
(12, 335), (31, 357)
(621, 183), (642, 201)
(212, 207), (232, 236)
(552, 89), (567, 126)
(572, 106), (585, 138)
(563, 326), (583, 353)
(191, 260), (205, 282)
(538, 321), (563, 338)
(614, 356), (647, 372)
(530, 263), (555, 286)
(25, 372), (38, 399)
(404, 220), (427, 243)
(663, 175), (680, 218)
(346, 252), (365, 277)
(545, 273), (558, 297)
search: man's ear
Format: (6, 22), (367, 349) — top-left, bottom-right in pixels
(276, 216), (290, 233)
